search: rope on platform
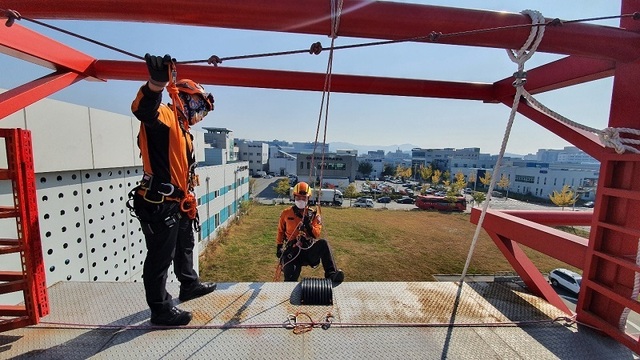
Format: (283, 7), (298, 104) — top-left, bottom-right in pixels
(460, 9), (546, 283)
(37, 315), (579, 331)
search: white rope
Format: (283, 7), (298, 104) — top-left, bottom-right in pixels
(619, 237), (640, 330)
(460, 10), (545, 283)
(522, 91), (640, 154)
(330, 0), (343, 39)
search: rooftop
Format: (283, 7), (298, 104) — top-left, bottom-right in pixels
(1, 281), (634, 359)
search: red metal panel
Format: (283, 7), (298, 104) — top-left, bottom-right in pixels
(4, 0), (640, 62)
(0, 72), (87, 120)
(0, 22), (97, 74)
(470, 208), (587, 268)
(93, 60), (495, 100)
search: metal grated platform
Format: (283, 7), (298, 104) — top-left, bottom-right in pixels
(0, 281), (635, 359)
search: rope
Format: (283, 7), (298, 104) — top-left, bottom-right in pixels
(37, 314), (578, 331)
(460, 10), (546, 283)
(521, 91), (640, 154)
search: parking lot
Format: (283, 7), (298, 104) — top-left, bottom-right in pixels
(252, 177), (595, 213)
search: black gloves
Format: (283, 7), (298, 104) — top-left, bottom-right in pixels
(144, 53), (173, 84)
(276, 244), (283, 258)
(302, 213), (314, 234)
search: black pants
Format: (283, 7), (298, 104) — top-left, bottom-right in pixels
(282, 239), (338, 282)
(133, 194), (199, 313)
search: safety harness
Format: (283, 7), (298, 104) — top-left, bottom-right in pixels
(127, 60), (201, 232)
(274, 205), (320, 281)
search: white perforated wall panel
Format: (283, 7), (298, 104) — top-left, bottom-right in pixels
(37, 171), (89, 283)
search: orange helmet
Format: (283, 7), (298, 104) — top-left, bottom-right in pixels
(293, 182), (312, 197)
(176, 79), (214, 111)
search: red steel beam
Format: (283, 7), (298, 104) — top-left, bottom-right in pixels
(499, 210), (593, 226)
(485, 231), (573, 314)
(470, 208), (587, 268)
(93, 60), (495, 100)
(501, 98), (605, 161)
(492, 56), (615, 100)
(0, 72), (87, 119)
(0, 22), (97, 76)
(4, 0), (640, 62)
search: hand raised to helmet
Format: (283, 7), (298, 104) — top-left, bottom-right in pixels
(144, 53), (173, 84)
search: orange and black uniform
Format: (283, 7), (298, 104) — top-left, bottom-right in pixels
(131, 83), (199, 314)
(277, 206), (339, 281)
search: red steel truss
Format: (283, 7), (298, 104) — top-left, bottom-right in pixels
(2, 0), (640, 352)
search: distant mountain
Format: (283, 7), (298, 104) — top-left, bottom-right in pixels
(329, 142), (525, 158)
(329, 142), (418, 154)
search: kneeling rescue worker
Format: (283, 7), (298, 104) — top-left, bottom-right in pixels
(129, 53), (216, 326)
(277, 182), (344, 283)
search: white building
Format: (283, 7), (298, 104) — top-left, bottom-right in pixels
(202, 127), (238, 165)
(236, 139), (269, 176)
(268, 146), (297, 176)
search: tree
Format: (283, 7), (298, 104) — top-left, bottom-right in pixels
(343, 183), (359, 204)
(549, 185), (578, 210)
(358, 161), (373, 178)
(453, 171), (466, 193)
(418, 164), (433, 185)
(479, 171), (492, 188)
(395, 165), (412, 180)
(382, 164), (395, 177)
(497, 174), (511, 199)
(273, 178), (291, 204)
(442, 170), (451, 184)
(431, 169), (442, 187)
(472, 191), (486, 206)
(468, 171), (477, 190)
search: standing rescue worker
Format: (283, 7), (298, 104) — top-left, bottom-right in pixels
(130, 54), (216, 326)
(277, 182), (344, 283)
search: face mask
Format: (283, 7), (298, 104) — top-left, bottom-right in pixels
(295, 199), (307, 209)
(189, 109), (207, 125)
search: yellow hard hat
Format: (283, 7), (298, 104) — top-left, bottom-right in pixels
(293, 181), (312, 197)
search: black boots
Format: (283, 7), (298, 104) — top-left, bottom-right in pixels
(179, 282), (217, 302)
(327, 270), (344, 283)
(150, 306), (192, 326)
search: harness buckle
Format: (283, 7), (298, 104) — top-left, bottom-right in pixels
(157, 183), (175, 196)
(142, 188), (165, 204)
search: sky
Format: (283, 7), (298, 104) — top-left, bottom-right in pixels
(0, 1), (623, 155)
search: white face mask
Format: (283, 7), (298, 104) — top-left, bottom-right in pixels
(295, 199), (307, 209)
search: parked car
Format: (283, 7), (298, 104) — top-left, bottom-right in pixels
(584, 201), (595, 208)
(377, 196), (391, 203)
(548, 268), (582, 294)
(352, 198), (374, 208)
(396, 196), (415, 204)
